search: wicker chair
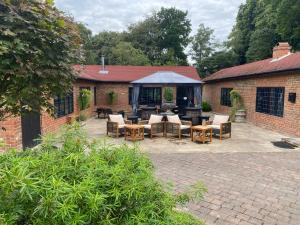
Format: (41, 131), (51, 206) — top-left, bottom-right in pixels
(206, 115), (231, 140)
(107, 114), (132, 138)
(165, 115), (192, 139)
(138, 115), (164, 138)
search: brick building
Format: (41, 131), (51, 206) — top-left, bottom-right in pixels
(203, 43), (300, 137)
(0, 66), (200, 150)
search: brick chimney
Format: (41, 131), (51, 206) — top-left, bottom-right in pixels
(273, 42), (292, 59)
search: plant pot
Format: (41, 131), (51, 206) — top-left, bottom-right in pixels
(235, 109), (246, 123)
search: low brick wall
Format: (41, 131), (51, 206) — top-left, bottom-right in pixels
(203, 73), (300, 137)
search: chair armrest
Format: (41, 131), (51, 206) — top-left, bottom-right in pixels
(206, 121), (213, 125)
(220, 122), (231, 133)
(138, 120), (149, 125)
(181, 120), (192, 126)
(125, 120), (132, 125)
(150, 122), (165, 134)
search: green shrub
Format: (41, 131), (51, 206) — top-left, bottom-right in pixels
(77, 112), (87, 122)
(0, 123), (206, 225)
(107, 91), (118, 105)
(164, 87), (174, 102)
(230, 90), (244, 121)
(202, 101), (212, 112)
(78, 89), (92, 110)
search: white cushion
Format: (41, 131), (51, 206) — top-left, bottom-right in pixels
(180, 125), (191, 130)
(148, 115), (163, 124)
(109, 114), (125, 125)
(118, 125), (125, 128)
(207, 124), (220, 129)
(167, 115), (181, 124)
(212, 115), (229, 125)
(143, 124), (151, 129)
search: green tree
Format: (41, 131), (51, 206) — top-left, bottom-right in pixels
(127, 7), (191, 65)
(91, 31), (125, 65)
(0, 0), (81, 120)
(229, 0), (259, 64)
(76, 23), (97, 64)
(277, 0), (300, 50)
(198, 50), (238, 77)
(111, 42), (150, 65)
(156, 7), (192, 65)
(191, 24), (216, 63)
(127, 17), (161, 64)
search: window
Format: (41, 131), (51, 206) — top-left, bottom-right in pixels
(54, 92), (74, 118)
(220, 88), (232, 107)
(129, 87), (162, 105)
(256, 87), (284, 117)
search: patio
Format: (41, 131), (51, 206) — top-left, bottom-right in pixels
(84, 118), (300, 225)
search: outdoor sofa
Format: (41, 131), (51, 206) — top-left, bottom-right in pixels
(206, 114), (231, 140)
(107, 114), (132, 138)
(138, 115), (165, 138)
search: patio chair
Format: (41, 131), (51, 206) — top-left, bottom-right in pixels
(165, 115), (192, 139)
(206, 114), (231, 140)
(138, 114), (164, 138)
(107, 114), (132, 138)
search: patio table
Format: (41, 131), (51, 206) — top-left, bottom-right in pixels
(125, 124), (144, 141)
(191, 125), (213, 144)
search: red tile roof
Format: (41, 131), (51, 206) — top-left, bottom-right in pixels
(203, 52), (300, 82)
(74, 65), (200, 82)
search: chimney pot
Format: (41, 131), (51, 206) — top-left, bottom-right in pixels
(273, 42), (292, 59)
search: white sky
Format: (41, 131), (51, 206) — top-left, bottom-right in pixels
(55, 0), (245, 42)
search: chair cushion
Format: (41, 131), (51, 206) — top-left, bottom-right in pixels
(118, 125), (125, 128)
(148, 115), (163, 124)
(212, 115), (229, 125)
(207, 124), (220, 129)
(143, 124), (151, 129)
(167, 115), (181, 124)
(109, 114), (125, 125)
(180, 125), (191, 130)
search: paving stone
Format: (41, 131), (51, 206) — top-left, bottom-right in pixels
(149, 152), (300, 225)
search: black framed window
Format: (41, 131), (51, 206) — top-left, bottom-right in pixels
(256, 87), (284, 117)
(54, 92), (74, 118)
(129, 87), (162, 105)
(220, 88), (232, 107)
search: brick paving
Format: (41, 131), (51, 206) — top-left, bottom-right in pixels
(150, 152), (300, 225)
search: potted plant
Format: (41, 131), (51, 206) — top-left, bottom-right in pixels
(162, 87), (176, 112)
(230, 90), (246, 122)
(107, 91), (117, 105)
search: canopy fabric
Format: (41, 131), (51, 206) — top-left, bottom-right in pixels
(131, 71), (203, 84)
(131, 85), (140, 116)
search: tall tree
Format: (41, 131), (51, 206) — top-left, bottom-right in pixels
(191, 24), (216, 66)
(155, 7), (192, 65)
(0, 0), (81, 120)
(127, 7), (191, 65)
(111, 42), (150, 65)
(76, 23), (97, 64)
(229, 0), (259, 64)
(277, 0), (300, 50)
(90, 31), (125, 65)
(126, 17), (161, 64)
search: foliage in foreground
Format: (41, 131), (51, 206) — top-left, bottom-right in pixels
(0, 124), (206, 225)
(0, 0), (81, 120)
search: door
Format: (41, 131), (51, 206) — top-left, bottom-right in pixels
(21, 112), (41, 149)
(176, 86), (194, 112)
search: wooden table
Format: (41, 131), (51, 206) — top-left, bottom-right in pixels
(191, 125), (213, 144)
(125, 124), (144, 141)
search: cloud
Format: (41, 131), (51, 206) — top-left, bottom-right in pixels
(55, 0), (245, 42)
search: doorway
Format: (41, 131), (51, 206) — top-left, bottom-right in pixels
(21, 112), (41, 150)
(176, 86), (194, 112)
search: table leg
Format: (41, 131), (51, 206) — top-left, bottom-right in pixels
(202, 130), (205, 144)
(210, 129), (212, 142)
(191, 129), (194, 141)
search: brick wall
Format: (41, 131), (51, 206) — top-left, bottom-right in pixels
(203, 73), (300, 137)
(0, 80), (97, 151)
(96, 83), (132, 113)
(41, 80), (97, 135)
